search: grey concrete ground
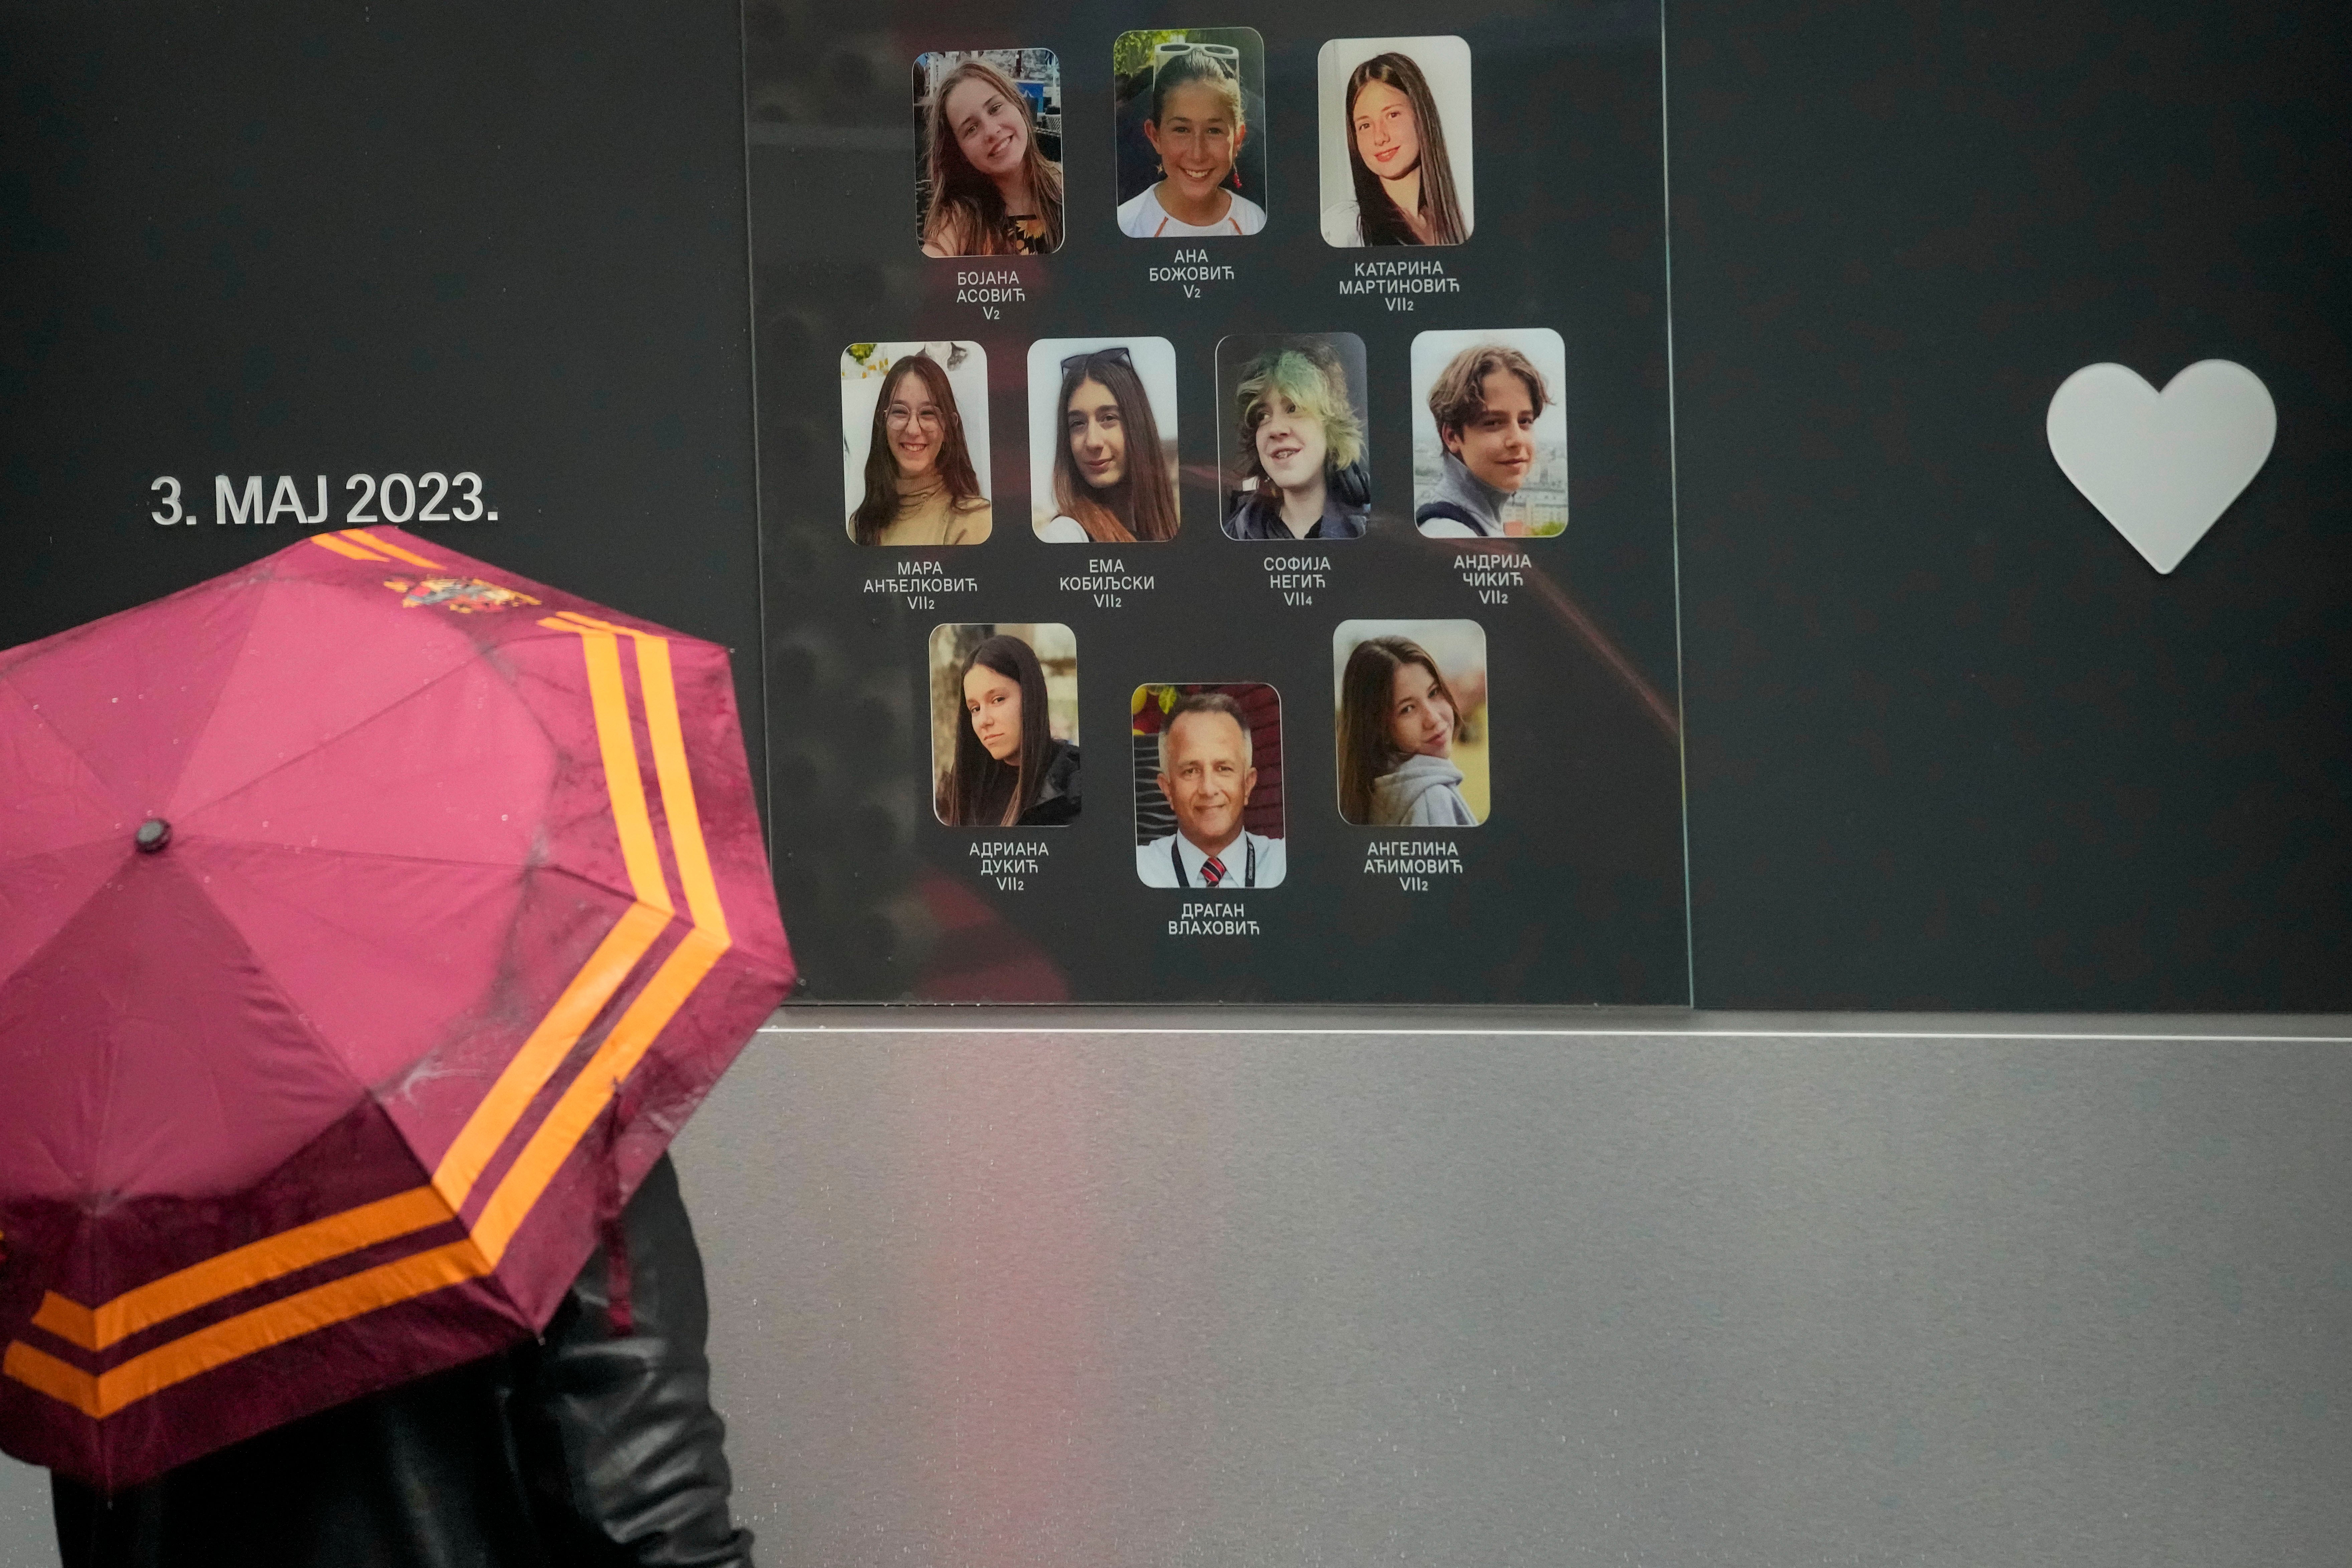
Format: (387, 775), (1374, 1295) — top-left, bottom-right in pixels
(0, 1470), (40, 1568)
(4, 1013), (2347, 1566)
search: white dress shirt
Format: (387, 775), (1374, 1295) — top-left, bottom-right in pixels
(1135, 829), (1286, 889)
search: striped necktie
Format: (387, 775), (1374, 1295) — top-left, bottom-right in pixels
(1200, 855), (1226, 887)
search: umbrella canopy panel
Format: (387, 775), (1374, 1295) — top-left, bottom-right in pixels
(0, 528), (793, 1489)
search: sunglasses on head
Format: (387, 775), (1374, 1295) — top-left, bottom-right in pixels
(1061, 345), (1136, 375)
(1154, 41), (1241, 70)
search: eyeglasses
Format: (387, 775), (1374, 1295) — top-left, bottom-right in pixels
(1153, 41), (1241, 70)
(1061, 345), (1135, 375)
(885, 404), (946, 430)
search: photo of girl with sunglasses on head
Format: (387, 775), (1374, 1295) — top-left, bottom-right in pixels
(1027, 338), (1184, 544)
(840, 342), (992, 547)
(1318, 36), (1474, 248)
(1217, 333), (1371, 541)
(1112, 29), (1267, 238)
(915, 49), (1065, 256)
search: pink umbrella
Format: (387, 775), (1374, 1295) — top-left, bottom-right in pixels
(0, 526), (793, 1489)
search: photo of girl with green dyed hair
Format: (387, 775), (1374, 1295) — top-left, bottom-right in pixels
(1217, 334), (1372, 541)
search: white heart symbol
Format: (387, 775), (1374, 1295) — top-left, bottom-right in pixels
(2045, 360), (2275, 574)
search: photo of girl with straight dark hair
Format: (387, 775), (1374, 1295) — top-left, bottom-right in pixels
(846, 351), (991, 546)
(1336, 634), (1482, 827)
(1319, 42), (1472, 248)
(1035, 345), (1183, 544)
(939, 633), (1081, 828)
(919, 55), (1066, 256)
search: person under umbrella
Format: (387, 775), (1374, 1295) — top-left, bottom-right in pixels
(0, 527), (795, 1563)
(51, 1155), (750, 1566)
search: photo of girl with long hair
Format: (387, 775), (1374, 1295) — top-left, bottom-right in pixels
(931, 623), (1081, 828)
(1334, 620), (1490, 827)
(1113, 29), (1267, 238)
(915, 50), (1065, 256)
(841, 342), (991, 546)
(1218, 334), (1371, 540)
(1317, 37), (1473, 247)
(1027, 338), (1183, 544)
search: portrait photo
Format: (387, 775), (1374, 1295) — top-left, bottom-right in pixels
(913, 48), (1064, 256)
(1132, 683), (1285, 888)
(1332, 620), (1490, 827)
(1317, 35), (1474, 247)
(1216, 332), (1371, 541)
(1410, 328), (1568, 537)
(1112, 28), (1268, 239)
(1026, 336), (1183, 543)
(929, 623), (1081, 829)
(840, 341), (992, 547)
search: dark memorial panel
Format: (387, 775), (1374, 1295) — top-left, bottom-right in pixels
(747, 2), (1689, 1002)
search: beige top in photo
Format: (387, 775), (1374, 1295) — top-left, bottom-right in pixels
(855, 482), (992, 547)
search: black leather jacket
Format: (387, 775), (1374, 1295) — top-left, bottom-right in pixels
(1017, 740), (1081, 827)
(51, 1155), (754, 1568)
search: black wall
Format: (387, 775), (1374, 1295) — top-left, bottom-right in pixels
(0, 2), (766, 782)
(1673, 0), (2352, 1007)
(6, 2), (2348, 1008)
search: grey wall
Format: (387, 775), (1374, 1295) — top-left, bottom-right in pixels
(685, 1014), (2347, 1566)
(2, 1012), (2346, 1565)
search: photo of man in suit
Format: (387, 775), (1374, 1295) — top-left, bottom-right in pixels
(1134, 689), (1286, 888)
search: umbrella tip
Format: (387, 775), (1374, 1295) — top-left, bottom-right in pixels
(135, 818), (172, 854)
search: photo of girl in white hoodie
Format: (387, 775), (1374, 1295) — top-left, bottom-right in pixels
(1334, 621), (1490, 827)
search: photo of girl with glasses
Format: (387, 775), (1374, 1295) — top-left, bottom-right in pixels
(1334, 622), (1491, 827)
(1218, 334), (1371, 540)
(932, 624), (1081, 828)
(841, 343), (992, 546)
(916, 51), (1065, 257)
(1318, 38), (1473, 248)
(1027, 338), (1184, 544)
(1113, 30), (1267, 238)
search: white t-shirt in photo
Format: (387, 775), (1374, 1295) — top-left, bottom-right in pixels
(1118, 185), (1267, 239)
